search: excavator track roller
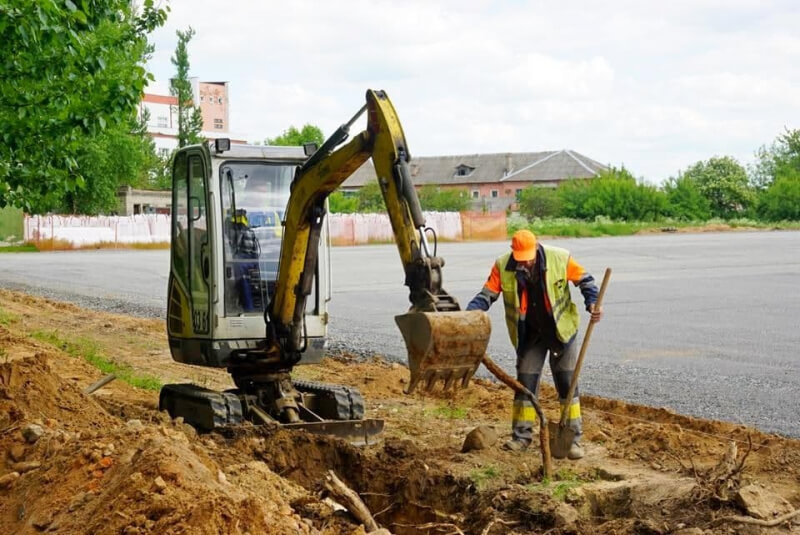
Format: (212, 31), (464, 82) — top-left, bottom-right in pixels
(395, 310), (491, 394)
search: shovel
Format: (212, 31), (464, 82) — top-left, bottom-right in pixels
(549, 268), (611, 460)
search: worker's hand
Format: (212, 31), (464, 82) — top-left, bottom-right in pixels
(589, 304), (602, 323)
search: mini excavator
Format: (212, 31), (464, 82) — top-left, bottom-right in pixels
(159, 90), (491, 444)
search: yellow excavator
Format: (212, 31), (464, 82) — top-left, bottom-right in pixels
(159, 90), (491, 444)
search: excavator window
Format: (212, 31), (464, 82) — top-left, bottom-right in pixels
(220, 161), (301, 317)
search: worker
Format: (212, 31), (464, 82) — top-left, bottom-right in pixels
(229, 209), (260, 312)
(466, 229), (601, 459)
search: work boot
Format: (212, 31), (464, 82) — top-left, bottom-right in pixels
(567, 442), (584, 460)
(502, 439), (529, 452)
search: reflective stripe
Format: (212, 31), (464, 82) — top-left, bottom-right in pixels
(560, 401), (581, 420)
(512, 404), (538, 423)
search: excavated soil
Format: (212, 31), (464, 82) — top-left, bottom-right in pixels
(1, 288), (799, 534)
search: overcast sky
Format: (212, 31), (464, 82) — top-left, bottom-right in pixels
(145, 0), (800, 183)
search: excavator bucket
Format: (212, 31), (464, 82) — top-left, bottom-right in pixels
(395, 310), (491, 394)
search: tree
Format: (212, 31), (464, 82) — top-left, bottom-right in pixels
(751, 128), (800, 190)
(356, 180), (385, 212)
(417, 185), (470, 212)
(62, 114), (163, 214)
(170, 27), (203, 148)
(0, 0), (168, 212)
(757, 168), (800, 221)
(328, 192), (359, 213)
(266, 124), (325, 147)
(663, 175), (711, 221)
(518, 186), (561, 219)
(682, 156), (754, 218)
(558, 167), (668, 221)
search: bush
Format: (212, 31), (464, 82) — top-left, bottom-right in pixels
(356, 180), (385, 212)
(663, 175), (711, 220)
(757, 169), (800, 221)
(328, 192), (358, 213)
(518, 186), (561, 219)
(417, 185), (470, 212)
(558, 168), (669, 221)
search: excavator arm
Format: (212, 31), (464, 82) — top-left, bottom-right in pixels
(268, 89), (490, 392)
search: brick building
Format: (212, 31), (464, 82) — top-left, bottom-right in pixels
(342, 149), (606, 211)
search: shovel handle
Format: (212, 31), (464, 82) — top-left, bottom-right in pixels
(558, 267), (611, 427)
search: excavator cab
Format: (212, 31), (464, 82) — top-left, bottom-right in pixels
(165, 143), (329, 368)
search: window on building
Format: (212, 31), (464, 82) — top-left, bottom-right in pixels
(159, 148), (170, 158)
(218, 97), (223, 104)
(455, 164), (474, 177)
(157, 116), (168, 128)
(491, 190), (498, 198)
(471, 190), (479, 198)
(515, 189), (523, 200)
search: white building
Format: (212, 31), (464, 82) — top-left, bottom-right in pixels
(139, 78), (247, 155)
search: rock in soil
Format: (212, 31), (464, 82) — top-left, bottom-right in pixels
(736, 483), (795, 520)
(22, 423), (44, 444)
(461, 424), (499, 452)
(0, 471), (20, 488)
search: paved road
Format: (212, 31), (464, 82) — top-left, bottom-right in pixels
(1, 231), (798, 436)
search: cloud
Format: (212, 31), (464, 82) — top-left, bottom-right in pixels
(146, 0), (800, 183)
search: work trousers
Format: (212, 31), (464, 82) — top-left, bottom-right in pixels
(512, 336), (582, 445)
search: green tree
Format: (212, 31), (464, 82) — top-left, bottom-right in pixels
(751, 128), (800, 190)
(0, 0), (168, 212)
(62, 114), (163, 214)
(558, 167), (668, 221)
(757, 168), (800, 221)
(356, 180), (385, 212)
(328, 192), (359, 213)
(170, 27), (203, 148)
(663, 175), (711, 221)
(682, 156), (754, 218)
(417, 185), (470, 211)
(266, 124), (325, 147)
(518, 186), (562, 219)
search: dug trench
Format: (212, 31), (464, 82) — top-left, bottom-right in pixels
(1, 288), (800, 534)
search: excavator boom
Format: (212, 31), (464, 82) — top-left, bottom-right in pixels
(268, 89), (490, 392)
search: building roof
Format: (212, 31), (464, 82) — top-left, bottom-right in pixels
(341, 149), (607, 188)
(142, 93), (178, 105)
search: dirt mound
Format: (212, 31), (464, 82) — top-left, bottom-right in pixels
(0, 354), (119, 433)
(0, 356), (323, 535)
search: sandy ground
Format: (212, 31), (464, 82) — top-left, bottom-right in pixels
(1, 288), (799, 534)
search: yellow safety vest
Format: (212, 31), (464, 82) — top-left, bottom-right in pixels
(496, 246), (580, 348)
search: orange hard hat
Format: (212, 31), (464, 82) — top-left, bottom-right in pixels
(511, 229), (537, 262)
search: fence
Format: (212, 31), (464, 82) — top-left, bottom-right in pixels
(24, 214), (171, 247)
(328, 212), (465, 246)
(22, 211), (508, 248)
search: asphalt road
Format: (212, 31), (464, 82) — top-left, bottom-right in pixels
(1, 231), (798, 436)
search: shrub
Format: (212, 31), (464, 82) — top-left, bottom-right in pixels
(558, 168), (669, 221)
(518, 186), (561, 219)
(757, 168), (800, 221)
(417, 185), (470, 211)
(663, 175), (712, 220)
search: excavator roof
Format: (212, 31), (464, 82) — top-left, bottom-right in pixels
(209, 142), (308, 162)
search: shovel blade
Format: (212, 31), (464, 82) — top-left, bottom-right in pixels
(548, 421), (576, 460)
(395, 310), (490, 394)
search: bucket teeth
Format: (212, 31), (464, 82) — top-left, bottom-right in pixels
(395, 310), (491, 395)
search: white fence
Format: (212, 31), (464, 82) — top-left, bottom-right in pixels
(327, 212), (463, 245)
(24, 214), (170, 247)
(23, 211), (502, 248)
